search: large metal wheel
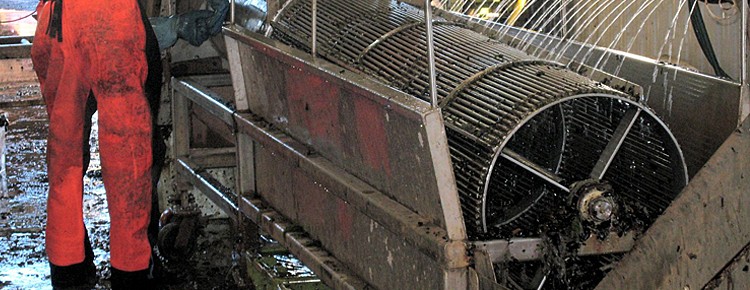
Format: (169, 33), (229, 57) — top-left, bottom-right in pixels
(485, 95), (688, 237)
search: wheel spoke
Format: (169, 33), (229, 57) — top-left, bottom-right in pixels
(501, 148), (569, 193)
(590, 107), (641, 180)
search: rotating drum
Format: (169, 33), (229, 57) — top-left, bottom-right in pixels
(269, 0), (688, 239)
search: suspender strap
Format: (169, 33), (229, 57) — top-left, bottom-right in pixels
(45, 0), (63, 42)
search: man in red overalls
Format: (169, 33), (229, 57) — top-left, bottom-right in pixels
(32, 0), (161, 288)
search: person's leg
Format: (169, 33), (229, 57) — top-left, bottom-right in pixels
(79, 0), (154, 277)
(141, 0), (166, 249)
(48, 95), (98, 289)
(36, 14), (99, 290)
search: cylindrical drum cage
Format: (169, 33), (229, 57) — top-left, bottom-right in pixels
(269, 0), (688, 239)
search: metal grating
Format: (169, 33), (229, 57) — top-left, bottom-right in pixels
(270, 0), (688, 239)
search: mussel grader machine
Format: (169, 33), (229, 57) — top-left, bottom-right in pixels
(167, 0), (750, 289)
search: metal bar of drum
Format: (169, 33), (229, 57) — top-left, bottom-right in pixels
(424, 0), (439, 108)
(500, 148), (569, 192)
(590, 107), (641, 180)
(230, 0), (235, 25)
(311, 0), (317, 56)
(743, 0), (748, 111)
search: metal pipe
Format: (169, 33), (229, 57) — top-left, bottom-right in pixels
(312, 0), (318, 57)
(742, 0), (749, 121)
(230, 0), (235, 25)
(424, 0), (439, 108)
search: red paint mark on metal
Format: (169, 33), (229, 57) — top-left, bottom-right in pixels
(354, 98), (392, 176)
(286, 68), (341, 147)
(337, 199), (353, 240)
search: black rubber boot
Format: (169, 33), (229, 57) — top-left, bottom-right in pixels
(110, 267), (157, 290)
(50, 233), (97, 290)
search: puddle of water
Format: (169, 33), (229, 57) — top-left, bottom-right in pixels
(0, 83), (52, 289)
(0, 233), (51, 290)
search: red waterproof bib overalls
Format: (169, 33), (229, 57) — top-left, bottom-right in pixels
(32, 0), (154, 272)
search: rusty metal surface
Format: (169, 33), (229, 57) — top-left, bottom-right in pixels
(223, 27), (466, 241)
(230, 99), (469, 290)
(595, 117), (750, 290)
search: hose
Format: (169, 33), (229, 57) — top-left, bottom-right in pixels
(687, 0), (731, 78)
(0, 11), (35, 24)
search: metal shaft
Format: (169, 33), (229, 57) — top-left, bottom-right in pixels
(230, 0), (235, 24)
(312, 0), (318, 56)
(425, 0), (439, 108)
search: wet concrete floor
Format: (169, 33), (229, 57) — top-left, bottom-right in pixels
(0, 82), (244, 289)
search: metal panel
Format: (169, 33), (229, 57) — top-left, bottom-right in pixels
(173, 73), (470, 288)
(232, 112), (469, 269)
(253, 144), (457, 290)
(254, 145), (299, 220)
(227, 109), (470, 289)
(595, 116), (750, 290)
(223, 28), (466, 241)
(565, 1), (744, 79)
